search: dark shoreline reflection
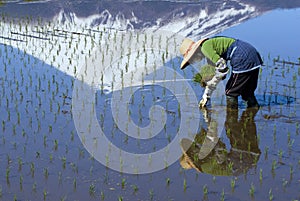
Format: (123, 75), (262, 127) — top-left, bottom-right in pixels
(180, 106), (261, 176)
(1, 0), (300, 18)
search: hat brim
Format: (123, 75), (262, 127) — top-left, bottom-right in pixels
(180, 139), (202, 172)
(180, 39), (206, 69)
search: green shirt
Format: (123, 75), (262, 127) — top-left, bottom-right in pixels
(201, 37), (235, 63)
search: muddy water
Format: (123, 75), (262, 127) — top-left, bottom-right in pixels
(0, 3), (300, 201)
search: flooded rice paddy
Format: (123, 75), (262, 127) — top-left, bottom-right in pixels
(0, 1), (300, 201)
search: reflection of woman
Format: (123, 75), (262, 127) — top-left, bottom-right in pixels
(180, 106), (261, 176)
(179, 36), (263, 108)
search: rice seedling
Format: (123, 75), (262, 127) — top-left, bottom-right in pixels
(271, 159), (277, 172)
(131, 184), (139, 194)
(278, 149), (283, 162)
(249, 183), (255, 198)
(101, 191), (105, 200)
(89, 183), (96, 196)
(203, 184), (208, 197)
(49, 154), (53, 163)
(60, 195), (67, 201)
(73, 178), (77, 191)
(166, 178), (171, 186)
(220, 189), (225, 201)
(183, 179), (187, 192)
(6, 154), (11, 165)
(121, 178), (126, 189)
(19, 174), (23, 190)
(149, 189), (154, 201)
(259, 168), (263, 184)
(61, 156), (66, 169)
(36, 151), (41, 158)
(269, 188), (274, 200)
(230, 178), (236, 192)
(44, 168), (49, 179)
(54, 139), (58, 150)
(43, 189), (48, 201)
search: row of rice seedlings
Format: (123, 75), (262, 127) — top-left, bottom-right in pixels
(0, 22), (90, 199)
(4, 11), (299, 201)
(3, 13), (185, 199)
(1, 14), (185, 147)
(1, 12), (107, 80)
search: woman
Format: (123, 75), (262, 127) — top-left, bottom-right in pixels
(180, 36), (263, 108)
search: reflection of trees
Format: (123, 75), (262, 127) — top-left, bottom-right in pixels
(180, 106), (261, 176)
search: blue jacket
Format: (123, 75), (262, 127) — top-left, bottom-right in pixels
(223, 39), (263, 73)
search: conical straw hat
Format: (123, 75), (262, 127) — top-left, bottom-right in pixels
(179, 38), (208, 69)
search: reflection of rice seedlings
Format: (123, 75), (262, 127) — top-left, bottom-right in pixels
(18, 157), (23, 171)
(32, 182), (37, 192)
(264, 146), (269, 160)
(30, 162), (35, 177)
(2, 120), (5, 131)
(6, 167), (10, 184)
(273, 125), (276, 144)
(289, 165), (293, 179)
(58, 172), (62, 184)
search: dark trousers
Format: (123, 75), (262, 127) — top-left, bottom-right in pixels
(225, 68), (259, 101)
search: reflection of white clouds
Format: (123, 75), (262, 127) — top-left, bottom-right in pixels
(157, 3), (258, 39)
(0, 1), (261, 86)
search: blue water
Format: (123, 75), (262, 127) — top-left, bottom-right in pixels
(221, 8), (300, 61)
